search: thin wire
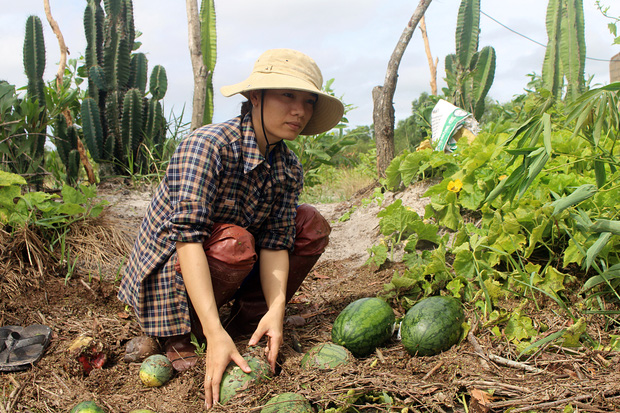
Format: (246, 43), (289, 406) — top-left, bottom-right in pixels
(480, 9), (613, 63)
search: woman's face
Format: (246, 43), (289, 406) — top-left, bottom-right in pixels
(250, 89), (317, 145)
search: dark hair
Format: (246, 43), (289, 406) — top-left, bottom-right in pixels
(240, 100), (252, 116)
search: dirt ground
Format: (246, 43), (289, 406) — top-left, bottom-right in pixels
(1, 180), (619, 412)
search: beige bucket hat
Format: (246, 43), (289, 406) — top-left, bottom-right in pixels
(220, 48), (345, 135)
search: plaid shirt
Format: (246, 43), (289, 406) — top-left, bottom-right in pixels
(118, 114), (304, 337)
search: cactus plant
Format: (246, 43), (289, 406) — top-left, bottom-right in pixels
(443, 0), (495, 121)
(201, 0), (217, 125)
(23, 15), (46, 107)
(542, 0), (585, 101)
(53, 115), (81, 185)
(129, 53), (148, 93)
(81, 0), (167, 175)
(21, 15), (48, 186)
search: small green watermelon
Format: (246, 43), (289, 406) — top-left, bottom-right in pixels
(400, 296), (465, 356)
(219, 356), (273, 404)
(301, 342), (353, 370)
(139, 354), (174, 387)
(260, 392), (313, 413)
(331, 297), (396, 357)
(70, 400), (105, 413)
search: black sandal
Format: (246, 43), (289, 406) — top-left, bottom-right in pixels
(0, 324), (52, 372)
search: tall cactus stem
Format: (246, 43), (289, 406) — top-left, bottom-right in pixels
(149, 65), (168, 100)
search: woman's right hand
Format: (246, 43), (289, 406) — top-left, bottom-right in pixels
(203, 327), (251, 409)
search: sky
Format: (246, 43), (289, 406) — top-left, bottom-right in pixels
(1, 0), (619, 130)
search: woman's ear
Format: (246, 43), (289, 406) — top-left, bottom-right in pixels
(249, 90), (261, 107)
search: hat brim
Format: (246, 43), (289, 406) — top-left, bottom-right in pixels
(221, 73), (344, 135)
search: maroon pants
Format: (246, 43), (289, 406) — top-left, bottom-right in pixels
(176, 204), (330, 338)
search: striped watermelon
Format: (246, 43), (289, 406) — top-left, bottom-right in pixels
(70, 401), (105, 413)
(139, 354), (174, 387)
(219, 356), (273, 404)
(331, 297), (396, 357)
(260, 392), (313, 413)
(400, 296), (465, 356)
(301, 342), (353, 370)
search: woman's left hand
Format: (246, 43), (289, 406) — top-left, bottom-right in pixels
(248, 308), (284, 372)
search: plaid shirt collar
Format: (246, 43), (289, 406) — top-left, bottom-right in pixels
(240, 113), (296, 184)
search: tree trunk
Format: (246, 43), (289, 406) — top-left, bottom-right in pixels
(44, 0), (96, 184)
(186, 0), (208, 131)
(420, 15), (438, 96)
(373, 0), (433, 177)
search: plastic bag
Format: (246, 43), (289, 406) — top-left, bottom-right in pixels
(430, 99), (479, 152)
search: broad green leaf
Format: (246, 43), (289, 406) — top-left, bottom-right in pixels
(563, 238), (585, 267)
(524, 221), (547, 258)
(483, 278), (503, 305)
(21, 192), (56, 209)
(0, 185), (22, 209)
(388, 271), (419, 290)
(56, 203), (86, 216)
(385, 156), (403, 190)
(366, 244), (388, 268)
(561, 318), (586, 347)
(446, 278), (465, 298)
(61, 185), (87, 205)
(539, 266), (568, 296)
(505, 312), (537, 342)
(453, 248), (475, 280)
(0, 171), (27, 187)
(409, 220), (440, 245)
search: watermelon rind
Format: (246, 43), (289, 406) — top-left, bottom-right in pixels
(260, 392), (313, 413)
(139, 354), (174, 387)
(70, 400), (106, 413)
(301, 342), (353, 370)
(219, 356), (273, 404)
(400, 296), (465, 357)
(331, 297), (396, 357)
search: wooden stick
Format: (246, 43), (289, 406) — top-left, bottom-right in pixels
(467, 331), (491, 370)
(510, 394), (594, 412)
(487, 354), (545, 374)
(6, 379), (24, 413)
(422, 360), (444, 381)
(419, 15), (438, 96)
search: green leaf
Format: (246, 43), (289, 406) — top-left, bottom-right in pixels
(385, 156), (403, 190)
(505, 312), (537, 342)
(518, 328), (567, 358)
(377, 199), (420, 240)
(585, 232), (612, 270)
(453, 248), (476, 280)
(561, 317), (586, 347)
(550, 184), (597, 216)
(0, 171), (27, 187)
(539, 266), (568, 296)
(580, 264), (620, 292)
(366, 244), (388, 268)
(590, 219), (620, 236)
(61, 185), (87, 205)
